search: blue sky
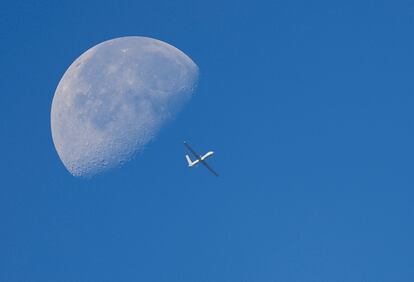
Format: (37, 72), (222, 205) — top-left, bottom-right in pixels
(1, 0), (414, 281)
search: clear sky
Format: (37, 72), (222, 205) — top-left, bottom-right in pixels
(1, 0), (414, 281)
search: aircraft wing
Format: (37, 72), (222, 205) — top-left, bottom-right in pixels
(184, 141), (201, 159)
(200, 160), (219, 177)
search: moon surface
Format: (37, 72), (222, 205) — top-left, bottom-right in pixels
(51, 36), (199, 177)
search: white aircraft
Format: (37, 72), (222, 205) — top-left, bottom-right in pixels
(184, 141), (218, 176)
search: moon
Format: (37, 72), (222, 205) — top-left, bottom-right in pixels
(51, 36), (199, 177)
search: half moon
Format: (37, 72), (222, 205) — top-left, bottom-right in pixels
(51, 36), (199, 177)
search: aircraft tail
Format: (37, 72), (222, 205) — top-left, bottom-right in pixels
(185, 155), (194, 166)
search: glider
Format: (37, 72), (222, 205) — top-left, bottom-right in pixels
(184, 141), (218, 177)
